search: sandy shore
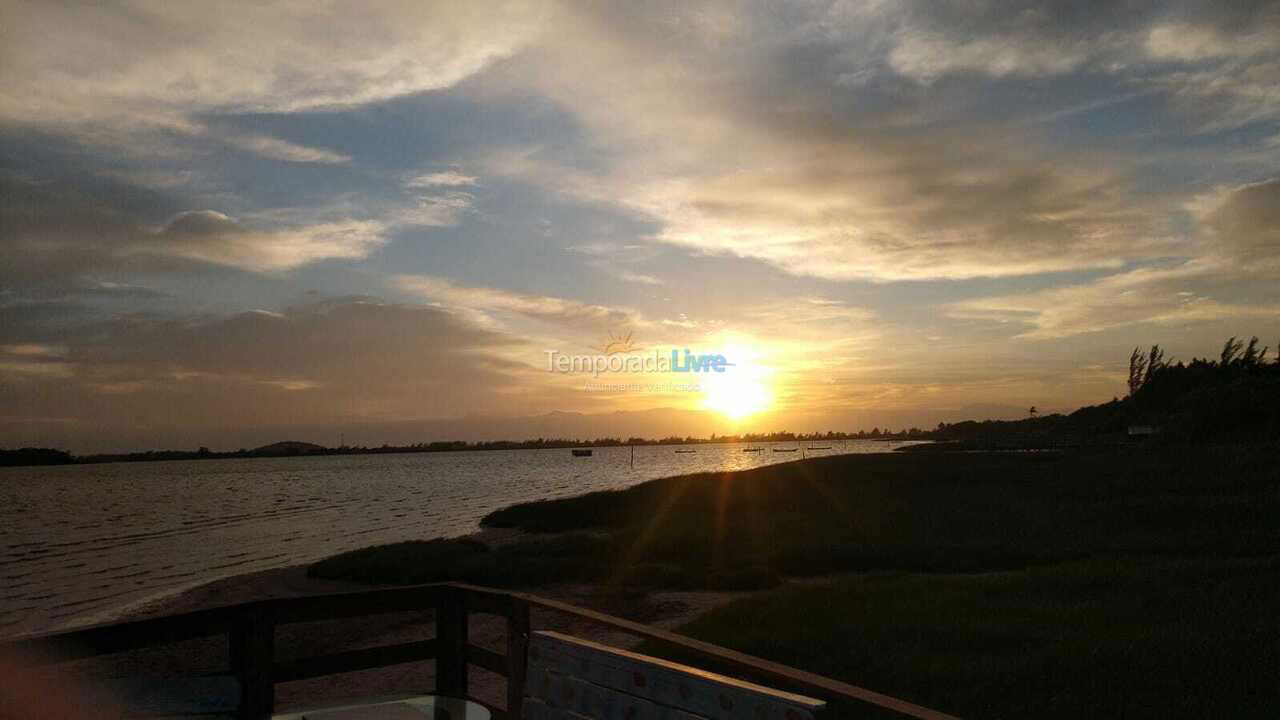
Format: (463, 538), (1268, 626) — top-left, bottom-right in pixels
(60, 527), (754, 714)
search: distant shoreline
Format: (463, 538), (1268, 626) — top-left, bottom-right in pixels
(0, 435), (914, 468)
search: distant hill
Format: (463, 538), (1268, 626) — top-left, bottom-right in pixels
(251, 441), (326, 456)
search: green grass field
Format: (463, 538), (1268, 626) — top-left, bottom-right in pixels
(309, 444), (1280, 716)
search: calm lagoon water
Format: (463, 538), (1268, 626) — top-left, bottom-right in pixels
(0, 440), (919, 637)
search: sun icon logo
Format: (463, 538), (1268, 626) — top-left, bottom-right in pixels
(599, 329), (640, 356)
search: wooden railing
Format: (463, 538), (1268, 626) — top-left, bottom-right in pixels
(3, 582), (959, 720)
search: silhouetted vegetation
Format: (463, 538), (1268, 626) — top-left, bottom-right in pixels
(0, 448), (73, 466)
(915, 335), (1280, 451)
(1126, 336), (1280, 443)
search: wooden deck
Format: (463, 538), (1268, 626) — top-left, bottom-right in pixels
(2, 582), (959, 719)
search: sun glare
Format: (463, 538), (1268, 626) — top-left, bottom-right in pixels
(701, 341), (772, 420)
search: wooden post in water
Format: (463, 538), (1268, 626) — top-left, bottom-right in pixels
(630, 444), (634, 469)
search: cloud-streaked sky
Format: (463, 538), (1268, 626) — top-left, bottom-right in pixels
(3, 1), (1279, 451)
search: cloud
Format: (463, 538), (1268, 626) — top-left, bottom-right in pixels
(0, 175), (387, 290)
(888, 29), (1091, 83)
(0, 2), (546, 166)
(947, 260), (1280, 339)
(1, 343), (64, 357)
(0, 2), (545, 120)
(0, 299), (550, 445)
(942, 177), (1280, 339)
(147, 211), (386, 271)
(393, 274), (639, 328)
(566, 242), (667, 286)
(1156, 60), (1280, 131)
(879, 2), (1280, 130)
(1189, 177), (1280, 264)
(1144, 21), (1280, 62)
(475, 2), (1195, 283)
(880, 2), (1140, 83)
(385, 169), (481, 226)
(641, 149), (1173, 282)
(743, 297), (875, 328)
(883, 2), (1280, 84)
(395, 192), (475, 227)
(0, 359), (74, 379)
(0, 340), (73, 379)
(214, 130), (351, 164)
(618, 271), (663, 286)
(12, 0), (1273, 291)
(407, 171), (479, 188)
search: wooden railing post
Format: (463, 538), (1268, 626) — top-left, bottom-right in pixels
(506, 598), (531, 719)
(436, 588), (468, 698)
(231, 605), (275, 719)
(2, 583), (954, 720)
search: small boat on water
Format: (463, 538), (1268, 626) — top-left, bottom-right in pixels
(807, 446), (832, 450)
(772, 448), (799, 453)
(571, 449), (593, 457)
(674, 449), (697, 454)
(742, 447), (764, 453)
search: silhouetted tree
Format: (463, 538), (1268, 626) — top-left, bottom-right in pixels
(1143, 345), (1167, 385)
(1128, 347), (1148, 396)
(1221, 336), (1244, 366)
(1241, 337), (1268, 366)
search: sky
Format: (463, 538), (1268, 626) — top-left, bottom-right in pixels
(2, 1), (1280, 452)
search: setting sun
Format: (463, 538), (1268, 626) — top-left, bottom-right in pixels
(701, 341), (772, 420)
